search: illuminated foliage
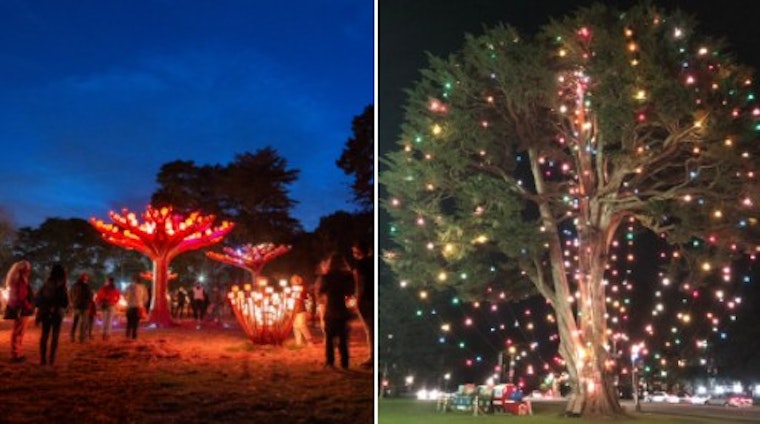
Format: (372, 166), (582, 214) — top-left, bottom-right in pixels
(206, 243), (291, 282)
(91, 205), (234, 326)
(382, 3), (760, 417)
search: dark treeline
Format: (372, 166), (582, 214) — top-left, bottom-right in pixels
(0, 105), (374, 293)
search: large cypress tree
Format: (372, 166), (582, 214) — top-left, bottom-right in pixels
(382, 3), (760, 417)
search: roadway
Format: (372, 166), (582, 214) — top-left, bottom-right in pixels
(623, 399), (760, 422)
(527, 398), (760, 422)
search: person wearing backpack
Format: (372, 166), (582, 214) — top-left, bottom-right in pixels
(36, 263), (69, 365)
(95, 276), (121, 340)
(69, 273), (93, 343)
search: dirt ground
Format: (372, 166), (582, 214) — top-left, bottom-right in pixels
(0, 314), (373, 424)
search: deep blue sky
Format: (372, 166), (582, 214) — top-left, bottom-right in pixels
(0, 1), (373, 231)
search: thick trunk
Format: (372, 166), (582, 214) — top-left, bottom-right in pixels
(149, 255), (175, 327)
(558, 289), (624, 416)
(527, 146), (625, 417)
(568, 361), (624, 416)
(566, 207), (625, 417)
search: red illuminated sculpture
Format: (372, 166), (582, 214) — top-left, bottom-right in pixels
(207, 243), (293, 344)
(206, 243), (291, 282)
(90, 205), (234, 326)
(139, 271), (178, 281)
(227, 279), (301, 345)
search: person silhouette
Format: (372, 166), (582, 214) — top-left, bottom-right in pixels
(316, 253), (355, 369)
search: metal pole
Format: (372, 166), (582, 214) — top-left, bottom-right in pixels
(507, 346), (517, 384)
(498, 352), (504, 383)
(632, 360), (641, 412)
(508, 353), (515, 383)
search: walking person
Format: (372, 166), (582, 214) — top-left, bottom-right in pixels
(191, 283), (206, 326)
(36, 263), (69, 365)
(317, 253), (355, 369)
(174, 287), (187, 319)
(4, 260), (34, 362)
(352, 241), (374, 368)
(313, 258), (329, 341)
(95, 276), (121, 340)
(124, 275), (148, 339)
(208, 285), (225, 323)
(291, 274), (313, 346)
(69, 273), (93, 343)
(87, 294), (96, 340)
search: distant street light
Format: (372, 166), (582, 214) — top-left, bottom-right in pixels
(631, 343), (643, 412)
(508, 346), (517, 383)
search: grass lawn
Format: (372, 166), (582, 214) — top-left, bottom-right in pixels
(378, 398), (748, 424)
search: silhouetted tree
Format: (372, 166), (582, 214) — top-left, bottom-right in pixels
(13, 218), (116, 286)
(338, 105), (374, 211)
(152, 147), (302, 245)
(0, 208), (16, 274)
(312, 210), (372, 258)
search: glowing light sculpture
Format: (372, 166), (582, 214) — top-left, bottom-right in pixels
(228, 279), (301, 345)
(90, 205), (234, 327)
(206, 243), (291, 282)
(140, 271), (178, 281)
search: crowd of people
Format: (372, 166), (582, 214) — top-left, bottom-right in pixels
(2, 262), (152, 364)
(169, 284), (226, 325)
(1, 242), (375, 371)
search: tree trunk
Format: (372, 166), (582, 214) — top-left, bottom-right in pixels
(565, 208), (625, 417)
(557, 300), (624, 416)
(528, 146), (626, 417)
(149, 255), (175, 327)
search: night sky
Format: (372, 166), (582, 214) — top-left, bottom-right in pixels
(0, 1), (373, 231)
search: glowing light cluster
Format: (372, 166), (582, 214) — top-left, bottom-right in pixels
(91, 206), (234, 256)
(206, 243), (291, 281)
(228, 278), (300, 345)
(90, 205), (234, 326)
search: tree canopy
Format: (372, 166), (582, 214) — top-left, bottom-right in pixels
(151, 147), (303, 245)
(338, 104), (374, 211)
(13, 218), (129, 287)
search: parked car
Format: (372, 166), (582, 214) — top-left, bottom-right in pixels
(704, 394), (753, 407)
(645, 391), (680, 403)
(683, 394), (710, 404)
